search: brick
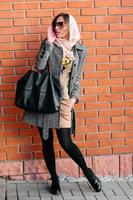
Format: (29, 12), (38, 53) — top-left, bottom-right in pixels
(0, 52), (13, 59)
(112, 116), (133, 124)
(14, 18), (39, 26)
(95, 0), (120, 7)
(54, 9), (80, 17)
(0, 68), (14, 75)
(123, 16), (133, 23)
(86, 133), (111, 140)
(96, 47), (121, 55)
(24, 160), (47, 174)
(80, 79), (96, 87)
(110, 24), (133, 31)
(0, 43), (25, 51)
(0, 35), (12, 43)
(86, 117), (110, 125)
(77, 111), (97, 118)
(86, 55), (109, 63)
(0, 99), (14, 106)
(81, 8), (107, 16)
(14, 34), (39, 42)
(96, 16), (121, 23)
(0, 161), (22, 175)
(84, 71), (109, 79)
(84, 39), (108, 47)
(7, 153), (32, 160)
(93, 155), (119, 176)
(122, 0), (133, 6)
(85, 102), (110, 110)
(13, 3), (39, 10)
(100, 139), (124, 147)
(1, 59), (26, 67)
(2, 91), (15, 99)
(0, 11), (24, 19)
(123, 31), (133, 38)
(124, 77), (133, 85)
(0, 19), (12, 27)
(0, 84), (14, 91)
(41, 1), (66, 9)
(124, 62), (133, 69)
(15, 51), (37, 59)
(77, 126), (97, 133)
(96, 32), (121, 39)
(109, 7), (133, 15)
(112, 101), (133, 108)
(110, 39), (133, 47)
(120, 154), (133, 177)
(98, 94), (123, 101)
(123, 47), (133, 54)
(0, 4), (11, 11)
(87, 147), (111, 156)
(112, 131), (133, 139)
(98, 78), (123, 85)
(26, 26), (46, 34)
(126, 138), (133, 146)
(99, 109), (123, 117)
(4, 122), (29, 130)
(0, 116), (16, 122)
(68, 1), (93, 8)
(83, 24), (108, 31)
(0, 146), (18, 154)
(97, 63), (121, 70)
(125, 124), (133, 131)
(125, 109), (133, 115)
(27, 42), (41, 50)
(111, 86), (133, 93)
(0, 27), (24, 35)
(125, 94), (133, 100)
(6, 137), (31, 146)
(81, 32), (94, 40)
(99, 124), (123, 132)
(111, 70), (133, 77)
(57, 158), (78, 177)
(26, 10), (52, 18)
(113, 146), (133, 154)
(20, 144), (42, 152)
(75, 16), (93, 24)
(84, 87), (109, 94)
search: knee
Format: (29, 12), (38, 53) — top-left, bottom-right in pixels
(59, 139), (71, 151)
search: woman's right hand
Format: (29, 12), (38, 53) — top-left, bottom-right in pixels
(47, 25), (56, 43)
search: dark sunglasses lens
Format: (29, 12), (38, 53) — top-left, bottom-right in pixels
(54, 22), (64, 27)
(58, 22), (63, 27)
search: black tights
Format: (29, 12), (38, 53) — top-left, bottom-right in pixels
(38, 128), (88, 180)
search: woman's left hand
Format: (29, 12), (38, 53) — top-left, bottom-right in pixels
(70, 98), (76, 108)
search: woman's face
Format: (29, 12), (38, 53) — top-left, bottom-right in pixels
(54, 16), (69, 39)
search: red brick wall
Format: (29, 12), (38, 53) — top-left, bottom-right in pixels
(0, 0), (133, 178)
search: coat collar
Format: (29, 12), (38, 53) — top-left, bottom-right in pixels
(74, 42), (86, 51)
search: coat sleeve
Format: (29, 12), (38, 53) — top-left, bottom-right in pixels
(35, 40), (54, 71)
(70, 47), (87, 102)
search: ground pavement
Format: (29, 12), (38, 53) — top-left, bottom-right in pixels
(1, 177), (133, 200)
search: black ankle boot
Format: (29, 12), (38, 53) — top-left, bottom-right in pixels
(85, 168), (102, 192)
(50, 177), (61, 195)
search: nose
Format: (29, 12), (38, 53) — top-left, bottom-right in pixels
(55, 26), (59, 31)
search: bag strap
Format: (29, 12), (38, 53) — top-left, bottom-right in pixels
(48, 58), (52, 74)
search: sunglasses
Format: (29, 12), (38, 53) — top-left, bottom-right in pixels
(54, 21), (64, 28)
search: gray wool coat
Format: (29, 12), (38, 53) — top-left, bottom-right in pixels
(23, 39), (87, 139)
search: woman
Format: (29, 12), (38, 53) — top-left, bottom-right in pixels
(24, 13), (101, 195)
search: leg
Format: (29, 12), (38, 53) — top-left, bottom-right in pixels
(56, 128), (101, 192)
(56, 128), (88, 174)
(38, 127), (58, 180)
(38, 127), (60, 195)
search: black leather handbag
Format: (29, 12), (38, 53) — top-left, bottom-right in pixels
(15, 61), (62, 113)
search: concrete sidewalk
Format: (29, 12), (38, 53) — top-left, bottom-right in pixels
(1, 177), (133, 200)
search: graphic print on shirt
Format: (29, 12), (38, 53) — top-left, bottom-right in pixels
(62, 57), (72, 70)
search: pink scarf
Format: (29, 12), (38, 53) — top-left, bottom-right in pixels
(47, 14), (80, 60)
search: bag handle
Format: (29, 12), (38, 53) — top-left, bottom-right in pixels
(30, 57), (52, 73)
(48, 58), (52, 74)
